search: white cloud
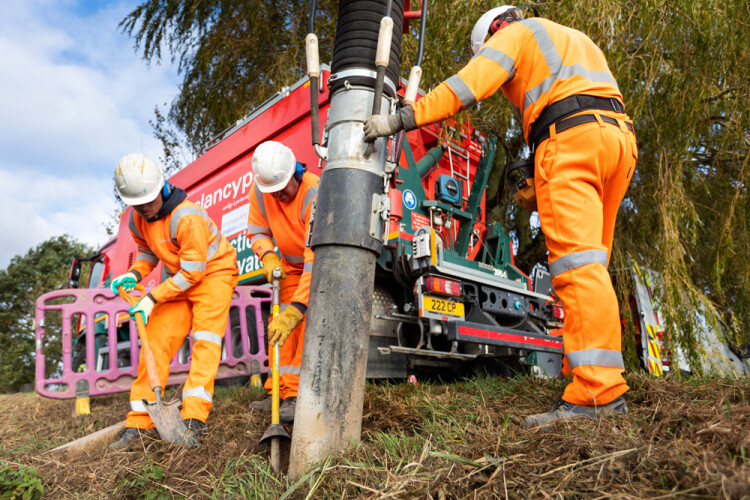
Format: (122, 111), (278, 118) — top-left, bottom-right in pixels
(0, 167), (118, 265)
(0, 0), (180, 267)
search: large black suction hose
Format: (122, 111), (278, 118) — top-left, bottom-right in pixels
(329, 0), (404, 96)
(289, 0), (405, 479)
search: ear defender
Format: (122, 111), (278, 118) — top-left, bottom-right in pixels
(162, 181), (171, 198)
(490, 17), (505, 35)
(294, 162), (306, 181)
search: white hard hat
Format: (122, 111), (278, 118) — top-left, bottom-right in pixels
(471, 5), (524, 55)
(114, 153), (165, 206)
(252, 141), (297, 193)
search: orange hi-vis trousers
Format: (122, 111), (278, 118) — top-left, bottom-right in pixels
(535, 110), (637, 406)
(126, 272), (238, 428)
(265, 273), (306, 400)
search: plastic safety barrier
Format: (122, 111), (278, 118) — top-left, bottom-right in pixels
(35, 285), (271, 399)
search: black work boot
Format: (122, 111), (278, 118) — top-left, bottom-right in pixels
(109, 427), (149, 450)
(279, 397), (297, 423)
(181, 419), (207, 449)
(522, 396), (628, 430)
(184, 418), (207, 436)
(248, 395), (272, 413)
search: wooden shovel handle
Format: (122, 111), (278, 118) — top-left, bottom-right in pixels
(117, 285), (161, 393)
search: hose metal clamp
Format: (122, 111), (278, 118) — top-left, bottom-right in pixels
(328, 68), (397, 96)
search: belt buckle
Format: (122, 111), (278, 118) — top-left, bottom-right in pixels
(610, 98), (622, 113)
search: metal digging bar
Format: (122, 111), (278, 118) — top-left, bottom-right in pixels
(289, 0), (405, 478)
(259, 267), (290, 473)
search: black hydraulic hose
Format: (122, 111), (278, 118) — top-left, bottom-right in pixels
(392, 0), (427, 164)
(311, 76), (320, 147)
(308, 0), (317, 33)
(415, 0), (428, 66)
(369, 0), (394, 118)
(363, 0), (398, 156)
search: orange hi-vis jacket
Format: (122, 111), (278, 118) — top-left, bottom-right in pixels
(407, 17), (623, 145)
(246, 172), (319, 312)
(127, 200), (237, 303)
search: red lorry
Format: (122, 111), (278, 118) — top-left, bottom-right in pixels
(36, 68), (565, 399)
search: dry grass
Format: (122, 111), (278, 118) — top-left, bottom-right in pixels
(1, 373), (748, 499)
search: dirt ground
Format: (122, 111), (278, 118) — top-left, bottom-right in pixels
(1, 373), (748, 499)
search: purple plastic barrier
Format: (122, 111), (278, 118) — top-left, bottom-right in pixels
(35, 285), (271, 399)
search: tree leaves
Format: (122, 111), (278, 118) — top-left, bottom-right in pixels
(0, 236), (92, 392)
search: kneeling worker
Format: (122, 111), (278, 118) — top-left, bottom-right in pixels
(110, 153), (238, 448)
(246, 141), (318, 423)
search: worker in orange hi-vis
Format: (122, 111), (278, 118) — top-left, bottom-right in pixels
(246, 141), (319, 424)
(109, 154), (238, 449)
(365, 5), (637, 429)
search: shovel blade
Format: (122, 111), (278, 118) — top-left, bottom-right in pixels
(145, 398), (188, 445)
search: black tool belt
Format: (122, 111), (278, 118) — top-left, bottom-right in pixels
(532, 113), (633, 151)
(529, 94), (626, 151)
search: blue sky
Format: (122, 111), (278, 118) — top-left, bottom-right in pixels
(0, 0), (181, 267)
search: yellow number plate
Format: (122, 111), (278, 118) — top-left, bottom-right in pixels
(421, 296), (464, 319)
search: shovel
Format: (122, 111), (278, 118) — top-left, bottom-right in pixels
(118, 285), (189, 445)
(259, 267), (290, 473)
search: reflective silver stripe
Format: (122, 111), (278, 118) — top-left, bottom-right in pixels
(279, 365), (301, 376)
(138, 246), (155, 255)
(250, 233), (270, 245)
(137, 252), (159, 265)
(170, 206), (208, 240)
(192, 330), (222, 346)
(301, 187), (318, 221)
(254, 184), (269, 224)
(549, 249), (608, 279)
(303, 263), (313, 273)
(182, 386), (213, 402)
(445, 75), (477, 109)
(206, 238), (220, 261)
(525, 19), (562, 72)
(522, 19), (619, 108)
(473, 46), (516, 83)
(525, 67), (619, 108)
(247, 224), (272, 236)
(128, 211), (143, 240)
(567, 348), (624, 370)
(180, 259), (207, 272)
(130, 400), (148, 412)
(208, 221), (218, 237)
(282, 253), (305, 264)
(172, 271), (192, 291)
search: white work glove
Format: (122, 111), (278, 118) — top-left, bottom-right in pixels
(129, 294), (156, 325)
(111, 272), (138, 294)
(363, 114), (404, 142)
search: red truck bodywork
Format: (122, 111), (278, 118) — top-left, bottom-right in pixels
(36, 70), (502, 397)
